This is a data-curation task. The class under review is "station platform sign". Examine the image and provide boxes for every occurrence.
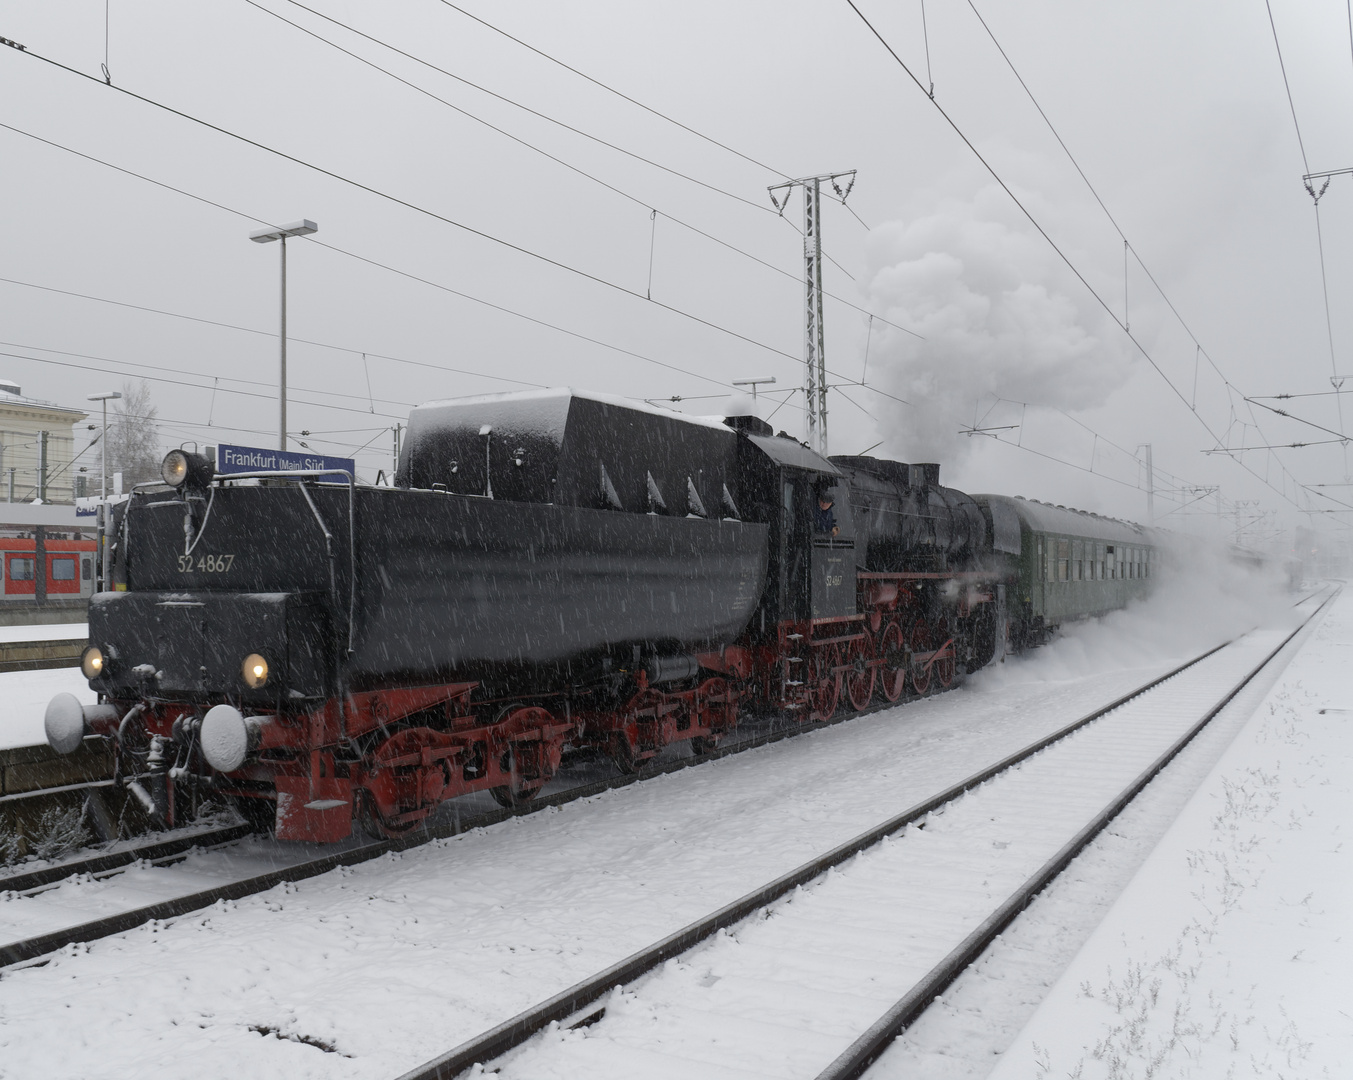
[215,443,356,478]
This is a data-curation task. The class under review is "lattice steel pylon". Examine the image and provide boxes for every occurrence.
[769,170,856,455]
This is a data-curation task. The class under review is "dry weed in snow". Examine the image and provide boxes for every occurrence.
[1047,688,1330,1080]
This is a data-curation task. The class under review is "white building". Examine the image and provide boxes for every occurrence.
[0,380,90,505]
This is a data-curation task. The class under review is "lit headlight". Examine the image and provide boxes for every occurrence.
[242,653,269,689]
[81,645,105,680]
[161,449,190,487]
[161,449,214,491]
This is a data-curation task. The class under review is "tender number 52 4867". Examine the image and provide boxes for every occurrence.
[177,554,235,573]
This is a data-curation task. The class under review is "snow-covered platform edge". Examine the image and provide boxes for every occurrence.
[987,586,1353,1080]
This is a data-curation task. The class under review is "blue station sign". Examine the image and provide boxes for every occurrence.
[215,443,356,478]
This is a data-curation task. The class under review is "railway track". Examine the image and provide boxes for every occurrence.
[0,668,967,923]
[391,592,1333,1080]
[0,679,1006,967]
[0,590,1329,972]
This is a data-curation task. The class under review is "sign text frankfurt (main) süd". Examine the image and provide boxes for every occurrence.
[215,443,356,477]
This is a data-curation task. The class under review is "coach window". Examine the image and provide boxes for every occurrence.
[1106,545,1116,579]
[52,558,76,581]
[1045,543,1054,583]
[1072,540,1083,580]
[1057,538,1069,582]
[82,559,91,581]
[8,557,34,581]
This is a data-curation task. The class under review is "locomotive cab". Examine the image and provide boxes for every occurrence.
[728,424,853,634]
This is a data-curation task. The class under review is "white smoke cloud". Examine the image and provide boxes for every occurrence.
[861,184,1135,464]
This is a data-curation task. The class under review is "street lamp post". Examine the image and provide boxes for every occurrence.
[86,390,121,594]
[249,219,318,451]
[86,391,122,500]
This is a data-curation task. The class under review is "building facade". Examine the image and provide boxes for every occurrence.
[0,379,90,505]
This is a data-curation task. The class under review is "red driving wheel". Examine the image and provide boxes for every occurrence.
[932,617,956,689]
[810,643,842,720]
[845,634,876,712]
[908,620,933,696]
[878,620,906,702]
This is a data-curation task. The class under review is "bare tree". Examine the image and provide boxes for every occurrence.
[106,380,161,489]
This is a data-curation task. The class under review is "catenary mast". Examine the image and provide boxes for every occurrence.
[769,171,856,456]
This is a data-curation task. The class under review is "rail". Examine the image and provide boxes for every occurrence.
[815,589,1336,1080]
[2,587,1327,937]
[392,619,1303,1080]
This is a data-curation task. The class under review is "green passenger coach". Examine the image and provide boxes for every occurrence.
[974,495,1158,648]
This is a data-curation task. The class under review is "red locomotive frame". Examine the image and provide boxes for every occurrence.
[101,568,991,843]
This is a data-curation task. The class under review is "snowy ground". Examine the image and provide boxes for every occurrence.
[0,561,1310,1079]
[0,622,92,751]
[0,623,86,645]
[0,668,96,751]
[486,624,1310,1079]
[976,584,1352,1080]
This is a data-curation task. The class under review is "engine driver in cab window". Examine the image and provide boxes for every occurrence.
[815,491,839,537]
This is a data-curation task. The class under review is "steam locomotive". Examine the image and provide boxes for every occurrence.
[45,389,1157,841]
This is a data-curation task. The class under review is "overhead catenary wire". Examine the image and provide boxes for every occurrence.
[966,0,1331,506]
[845,0,1332,517]
[1246,397,1353,443]
[434,0,794,180]
[0,124,917,419]
[982,393,1202,494]
[1265,0,1346,467]
[244,0,898,325]
[4,48,906,408]
[0,273,541,390]
[259,0,769,214]
[0,120,790,406]
[0,342,416,419]
[7,46,811,371]
[964,0,1339,510]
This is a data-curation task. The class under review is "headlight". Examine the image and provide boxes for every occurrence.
[81,645,105,679]
[161,449,190,487]
[242,653,269,689]
[161,449,214,490]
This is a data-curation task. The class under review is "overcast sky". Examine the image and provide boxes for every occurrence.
[2,0,1351,548]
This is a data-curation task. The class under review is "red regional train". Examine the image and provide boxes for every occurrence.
[0,537,98,602]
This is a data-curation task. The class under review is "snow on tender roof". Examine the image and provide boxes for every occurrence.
[410,387,733,432]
